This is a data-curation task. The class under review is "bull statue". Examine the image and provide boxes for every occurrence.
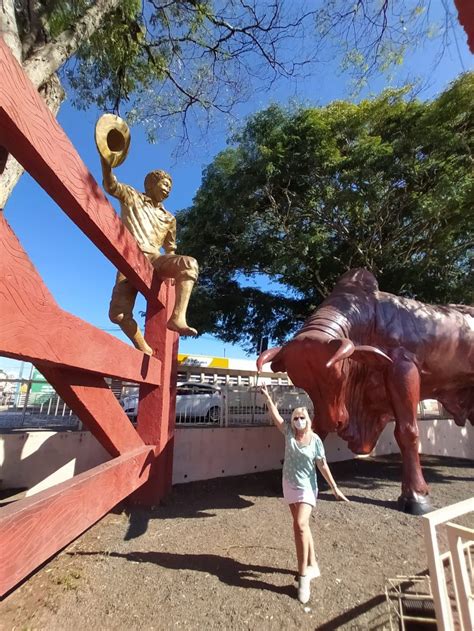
[257,269,473,515]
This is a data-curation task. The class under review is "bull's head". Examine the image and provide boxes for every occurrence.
[257,335,392,452]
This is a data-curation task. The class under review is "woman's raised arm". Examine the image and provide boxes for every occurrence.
[259,384,285,434]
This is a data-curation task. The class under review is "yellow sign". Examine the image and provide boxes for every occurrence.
[177,354,229,369]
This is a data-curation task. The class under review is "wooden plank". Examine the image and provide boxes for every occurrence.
[0,38,160,302]
[446,523,474,631]
[0,213,161,385]
[422,500,474,630]
[0,445,154,597]
[130,278,179,505]
[36,365,145,456]
[455,0,474,52]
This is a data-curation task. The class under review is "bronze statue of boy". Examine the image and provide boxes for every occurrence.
[96,115,198,356]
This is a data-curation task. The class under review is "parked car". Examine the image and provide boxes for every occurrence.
[120,382,223,424]
[120,393,139,419]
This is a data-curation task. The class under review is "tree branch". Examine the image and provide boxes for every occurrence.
[0,0,22,61]
[23,0,122,87]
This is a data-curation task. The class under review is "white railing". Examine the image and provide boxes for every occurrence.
[0,378,77,428]
[423,497,474,631]
[120,383,312,427]
[0,374,449,431]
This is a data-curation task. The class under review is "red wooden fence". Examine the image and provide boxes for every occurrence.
[0,37,178,596]
[455,0,474,53]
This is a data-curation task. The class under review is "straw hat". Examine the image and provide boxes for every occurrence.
[95,114,131,167]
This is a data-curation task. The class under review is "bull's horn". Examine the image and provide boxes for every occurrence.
[256,347,282,372]
[326,338,354,368]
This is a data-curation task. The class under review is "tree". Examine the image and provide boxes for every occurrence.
[0,0,316,207]
[177,72,474,351]
[0,1,462,208]
[312,0,467,92]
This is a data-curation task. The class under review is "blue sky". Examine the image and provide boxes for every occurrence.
[1,7,472,375]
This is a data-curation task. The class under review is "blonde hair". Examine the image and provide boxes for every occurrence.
[290,407,312,434]
[144,169,172,195]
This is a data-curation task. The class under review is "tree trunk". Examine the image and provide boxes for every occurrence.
[0,74,65,209]
[0,0,21,61]
[0,0,122,209]
[23,0,122,86]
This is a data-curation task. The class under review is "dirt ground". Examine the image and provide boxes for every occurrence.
[1,454,473,631]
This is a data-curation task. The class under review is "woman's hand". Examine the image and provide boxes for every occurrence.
[259,383,271,399]
[332,486,350,502]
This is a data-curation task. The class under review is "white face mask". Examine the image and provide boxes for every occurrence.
[293,418,307,431]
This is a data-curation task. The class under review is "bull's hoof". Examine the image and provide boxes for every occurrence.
[397,493,433,515]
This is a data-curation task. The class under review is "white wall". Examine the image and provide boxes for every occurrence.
[417,418,474,459]
[173,426,282,483]
[1,419,472,495]
[371,418,474,460]
[0,431,111,495]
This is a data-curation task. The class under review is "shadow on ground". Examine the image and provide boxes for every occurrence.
[120,454,473,539]
[71,550,296,596]
[1,454,471,631]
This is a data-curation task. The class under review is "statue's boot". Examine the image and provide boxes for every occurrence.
[117,316,153,356]
[167,279,198,337]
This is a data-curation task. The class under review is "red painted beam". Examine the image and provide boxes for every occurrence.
[0,445,154,597]
[455,0,474,52]
[0,38,160,304]
[0,213,161,385]
[130,280,179,505]
[36,365,145,456]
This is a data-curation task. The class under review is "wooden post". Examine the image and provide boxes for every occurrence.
[131,278,179,505]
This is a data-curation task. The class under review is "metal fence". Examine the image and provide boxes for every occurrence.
[0,375,448,431]
[0,376,310,430]
[0,378,79,430]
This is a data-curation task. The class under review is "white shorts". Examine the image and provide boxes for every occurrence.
[282,478,318,507]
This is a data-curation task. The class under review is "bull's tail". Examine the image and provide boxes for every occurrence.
[256,346,282,372]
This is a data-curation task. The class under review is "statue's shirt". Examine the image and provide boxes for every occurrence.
[108,180,176,256]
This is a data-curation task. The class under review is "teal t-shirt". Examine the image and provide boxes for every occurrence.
[283,423,325,490]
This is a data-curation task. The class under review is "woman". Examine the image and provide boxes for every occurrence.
[259,383,349,604]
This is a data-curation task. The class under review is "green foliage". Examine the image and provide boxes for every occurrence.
[67,1,150,111]
[15,1,461,146]
[58,1,317,140]
[314,0,452,94]
[25,1,458,143]
[178,73,474,350]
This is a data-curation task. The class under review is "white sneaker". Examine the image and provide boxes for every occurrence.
[294,563,320,583]
[297,575,311,604]
[307,563,321,580]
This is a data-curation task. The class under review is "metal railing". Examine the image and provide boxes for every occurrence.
[115,382,312,428]
[0,378,78,429]
[0,376,449,431]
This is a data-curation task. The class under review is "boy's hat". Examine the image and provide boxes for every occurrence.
[95,114,130,168]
